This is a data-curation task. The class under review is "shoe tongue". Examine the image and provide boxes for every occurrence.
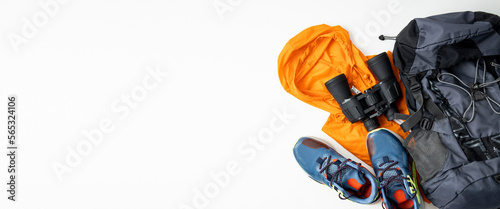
[339,168,366,192]
[387,184,413,208]
[320,158,366,193]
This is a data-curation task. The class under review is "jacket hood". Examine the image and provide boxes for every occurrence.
[278,24,378,116]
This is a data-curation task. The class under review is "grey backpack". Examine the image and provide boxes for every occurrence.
[392,11,500,209]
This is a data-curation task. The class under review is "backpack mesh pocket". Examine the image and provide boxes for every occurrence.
[403,129,448,182]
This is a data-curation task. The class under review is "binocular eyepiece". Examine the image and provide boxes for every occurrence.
[325,52,402,132]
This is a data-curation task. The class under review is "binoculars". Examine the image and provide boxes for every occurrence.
[325,52,402,131]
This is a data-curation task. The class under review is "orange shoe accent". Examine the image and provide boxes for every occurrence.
[395,189,414,209]
[363,184,372,198]
[348,178,363,190]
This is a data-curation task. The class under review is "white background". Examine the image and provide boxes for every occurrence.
[0,0,499,209]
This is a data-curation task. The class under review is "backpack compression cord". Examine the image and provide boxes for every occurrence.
[436,58,500,123]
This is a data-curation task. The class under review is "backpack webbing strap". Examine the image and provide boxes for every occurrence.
[396,76,445,132]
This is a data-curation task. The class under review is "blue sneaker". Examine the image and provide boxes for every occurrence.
[293,137,379,204]
[367,129,422,209]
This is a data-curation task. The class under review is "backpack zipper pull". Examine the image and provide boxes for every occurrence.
[379,35,396,41]
[491,61,500,68]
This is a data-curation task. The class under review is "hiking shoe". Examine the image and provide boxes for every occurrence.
[293,137,379,204]
[367,128,423,209]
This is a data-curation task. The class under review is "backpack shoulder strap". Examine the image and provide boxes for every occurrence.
[394,76,445,132]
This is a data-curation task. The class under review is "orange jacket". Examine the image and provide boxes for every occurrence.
[278,24,409,166]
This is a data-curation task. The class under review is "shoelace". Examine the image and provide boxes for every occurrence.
[318,156,357,199]
[378,160,416,209]
[437,58,500,122]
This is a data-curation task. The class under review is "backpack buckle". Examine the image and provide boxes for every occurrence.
[420,118,433,130]
[410,82,421,92]
[408,76,421,92]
